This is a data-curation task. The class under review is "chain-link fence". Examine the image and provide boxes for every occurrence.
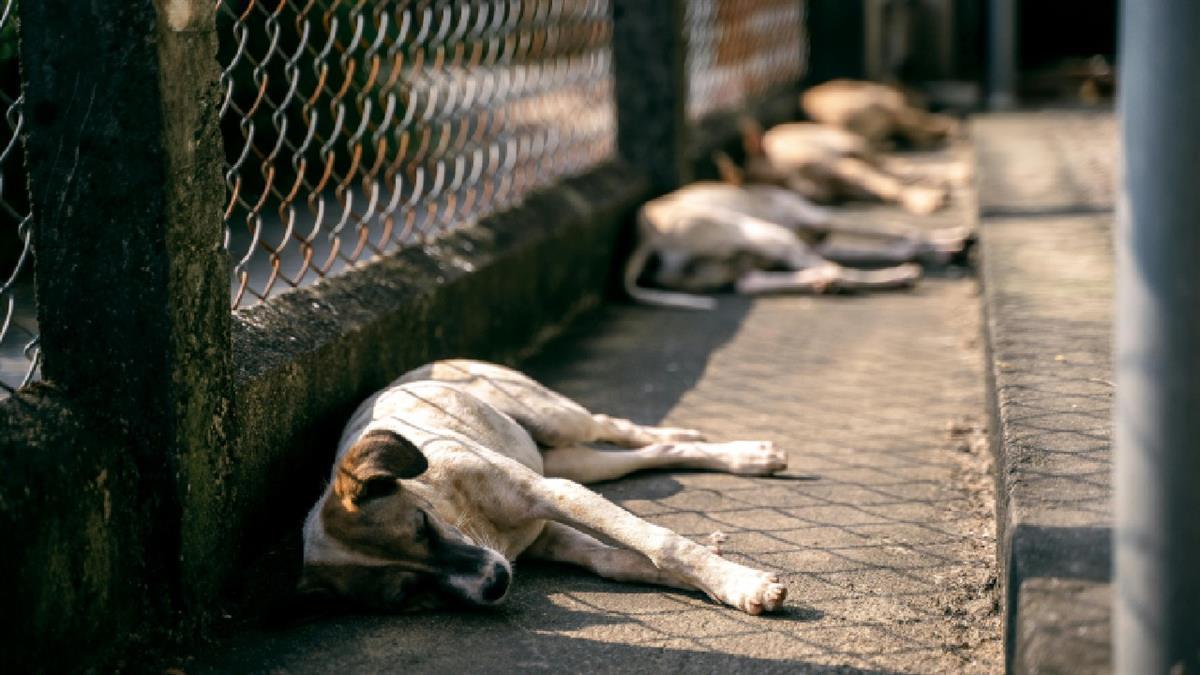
[217,0,618,309]
[0,0,38,395]
[684,0,807,121]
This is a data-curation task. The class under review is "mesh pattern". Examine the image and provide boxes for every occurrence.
[0,0,39,395]
[217,0,618,309]
[685,0,806,121]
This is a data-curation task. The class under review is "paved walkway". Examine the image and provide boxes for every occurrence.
[182,149,1001,673]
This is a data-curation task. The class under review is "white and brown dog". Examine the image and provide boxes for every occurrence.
[301,359,789,615]
[624,181,970,310]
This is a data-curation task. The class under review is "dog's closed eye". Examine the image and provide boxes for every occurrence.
[412,511,431,543]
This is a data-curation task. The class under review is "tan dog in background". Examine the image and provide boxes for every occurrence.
[719,119,950,216]
[801,79,961,150]
[301,359,789,615]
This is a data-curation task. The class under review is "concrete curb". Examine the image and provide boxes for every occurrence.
[974,113,1116,674]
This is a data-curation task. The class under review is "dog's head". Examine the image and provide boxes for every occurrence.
[299,429,512,611]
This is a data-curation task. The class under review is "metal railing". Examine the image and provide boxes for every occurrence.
[684,0,806,121]
[217,0,618,309]
[0,0,38,395]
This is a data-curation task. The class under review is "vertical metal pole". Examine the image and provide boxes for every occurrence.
[1115,1,1200,673]
[864,0,885,81]
[987,0,1016,108]
[804,0,867,84]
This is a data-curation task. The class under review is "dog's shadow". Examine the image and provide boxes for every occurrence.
[191,585,873,675]
[213,544,838,675]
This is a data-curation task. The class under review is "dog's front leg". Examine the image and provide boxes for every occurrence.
[524,478,787,615]
[524,522,695,591]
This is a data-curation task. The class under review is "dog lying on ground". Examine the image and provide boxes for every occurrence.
[624,181,971,310]
[721,118,952,216]
[800,79,961,151]
[300,359,789,615]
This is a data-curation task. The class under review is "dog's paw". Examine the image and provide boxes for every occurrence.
[706,531,728,556]
[711,440,787,475]
[901,186,947,215]
[722,569,788,615]
[943,161,973,187]
[896,263,923,287]
[928,226,971,253]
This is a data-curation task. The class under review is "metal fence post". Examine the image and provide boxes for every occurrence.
[804,0,867,84]
[1115,1,1200,672]
[18,0,233,615]
[987,0,1016,108]
[611,0,691,193]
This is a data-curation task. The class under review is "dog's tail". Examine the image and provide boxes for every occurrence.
[623,212,717,311]
[713,151,745,185]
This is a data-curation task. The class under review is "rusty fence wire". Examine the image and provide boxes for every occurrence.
[0,0,39,395]
[685,0,807,122]
[217,0,618,310]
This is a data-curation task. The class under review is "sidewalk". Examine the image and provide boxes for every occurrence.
[180,150,1001,674]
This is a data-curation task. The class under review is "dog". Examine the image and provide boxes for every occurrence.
[624,181,971,310]
[800,79,961,151]
[300,359,790,615]
[720,118,952,216]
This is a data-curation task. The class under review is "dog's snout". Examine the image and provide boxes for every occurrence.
[481,562,511,603]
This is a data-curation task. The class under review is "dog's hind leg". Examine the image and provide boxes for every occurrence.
[526,478,787,614]
[735,263,921,295]
[814,226,971,266]
[586,414,706,446]
[542,440,786,484]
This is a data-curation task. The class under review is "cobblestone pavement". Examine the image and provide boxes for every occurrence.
[182,150,1001,674]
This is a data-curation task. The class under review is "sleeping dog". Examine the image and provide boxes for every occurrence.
[301,359,789,615]
[624,181,970,310]
[721,119,952,216]
[800,79,961,151]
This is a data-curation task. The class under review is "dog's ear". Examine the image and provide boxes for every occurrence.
[739,117,765,158]
[335,429,428,505]
[712,151,744,185]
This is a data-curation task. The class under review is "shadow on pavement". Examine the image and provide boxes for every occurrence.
[523,295,755,424]
[183,567,901,675]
